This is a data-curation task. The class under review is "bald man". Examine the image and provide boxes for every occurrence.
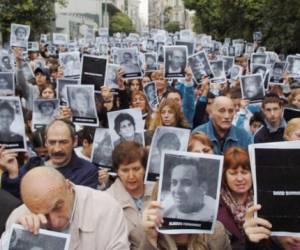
[1,167,129,250]
[193,96,252,154]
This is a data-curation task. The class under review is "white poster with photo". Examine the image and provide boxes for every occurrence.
[240,73,265,102]
[0,72,15,96]
[0,50,14,72]
[57,78,79,105]
[107,108,145,148]
[66,85,99,126]
[157,150,223,234]
[10,23,30,49]
[145,126,190,182]
[104,63,119,89]
[5,224,70,250]
[143,81,159,110]
[53,33,68,46]
[59,52,81,77]
[164,46,187,79]
[117,48,142,79]
[0,97,26,151]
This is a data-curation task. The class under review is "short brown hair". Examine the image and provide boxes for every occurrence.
[112,141,147,171]
[188,132,213,152]
[262,94,283,109]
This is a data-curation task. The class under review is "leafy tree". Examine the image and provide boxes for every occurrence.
[110,12,135,35]
[0,0,67,42]
[164,21,181,33]
[183,0,300,53]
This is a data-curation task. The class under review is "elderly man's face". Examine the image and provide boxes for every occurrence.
[0,109,13,131]
[26,180,74,231]
[211,97,235,132]
[170,165,206,213]
[46,122,75,166]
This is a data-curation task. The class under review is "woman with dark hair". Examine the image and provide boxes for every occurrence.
[149,99,189,131]
[218,147,253,250]
[39,84,56,99]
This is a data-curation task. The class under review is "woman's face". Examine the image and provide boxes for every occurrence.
[119,119,135,139]
[130,80,141,92]
[131,94,146,111]
[42,87,55,99]
[292,94,300,109]
[189,140,213,154]
[226,166,252,195]
[286,125,300,141]
[161,106,176,126]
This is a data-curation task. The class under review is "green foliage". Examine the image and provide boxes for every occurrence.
[183,0,300,53]
[164,21,181,33]
[0,0,68,42]
[110,12,135,35]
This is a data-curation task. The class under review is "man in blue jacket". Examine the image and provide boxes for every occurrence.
[193,96,252,155]
[0,119,98,198]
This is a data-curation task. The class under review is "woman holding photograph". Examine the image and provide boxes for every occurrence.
[39,84,56,99]
[217,147,253,250]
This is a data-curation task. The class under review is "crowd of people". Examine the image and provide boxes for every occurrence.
[0,25,300,250]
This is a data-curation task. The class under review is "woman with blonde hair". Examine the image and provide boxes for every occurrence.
[288,88,300,109]
[284,118,300,141]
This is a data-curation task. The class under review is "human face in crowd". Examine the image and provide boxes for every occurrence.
[119,119,135,139]
[226,166,252,197]
[117,160,145,197]
[154,76,167,93]
[35,72,47,86]
[40,102,55,116]
[131,94,146,111]
[170,49,185,70]
[189,140,213,154]
[161,105,176,126]
[0,109,13,132]
[292,94,300,109]
[130,80,141,92]
[142,76,151,86]
[263,102,283,127]
[232,98,241,113]
[167,92,182,108]
[41,87,55,99]
[0,77,9,89]
[286,124,300,141]
[45,121,76,166]
[170,165,206,213]
[25,180,75,231]
[211,96,235,133]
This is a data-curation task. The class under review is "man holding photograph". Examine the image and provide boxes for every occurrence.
[2,167,129,249]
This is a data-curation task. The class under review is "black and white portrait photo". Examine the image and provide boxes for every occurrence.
[53,33,68,46]
[91,128,113,168]
[57,78,79,105]
[188,51,213,81]
[99,27,109,37]
[59,52,81,77]
[107,108,145,148]
[40,34,48,44]
[145,53,157,72]
[175,41,195,56]
[251,64,268,79]
[146,39,156,51]
[145,126,190,182]
[32,99,59,130]
[286,56,300,77]
[253,31,262,42]
[210,60,226,79]
[240,73,265,101]
[180,29,193,42]
[66,85,99,126]
[164,46,187,78]
[0,72,14,96]
[10,23,30,48]
[117,48,142,78]
[6,224,70,250]
[228,46,235,57]
[0,97,26,151]
[157,150,223,234]
[222,56,234,76]
[80,54,107,90]
[249,142,300,236]
[251,53,267,65]
[229,65,243,81]
[270,62,286,83]
[98,43,108,56]
[143,81,158,109]
[157,42,165,63]
[0,50,14,72]
[104,63,119,89]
